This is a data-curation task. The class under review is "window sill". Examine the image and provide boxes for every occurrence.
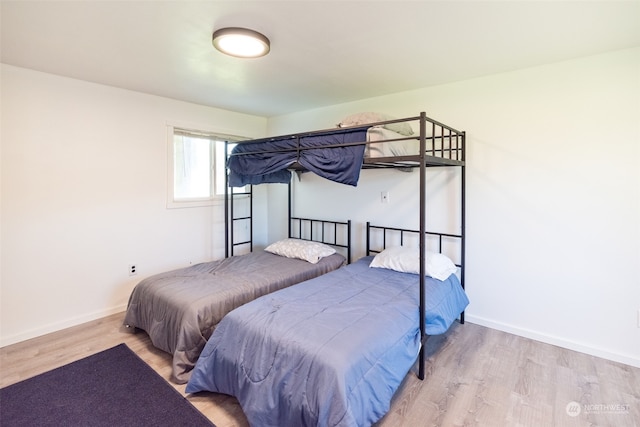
[166,194,249,209]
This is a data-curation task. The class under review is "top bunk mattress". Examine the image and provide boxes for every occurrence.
[227,113,464,188]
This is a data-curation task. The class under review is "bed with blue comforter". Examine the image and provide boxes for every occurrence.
[186,256,469,426]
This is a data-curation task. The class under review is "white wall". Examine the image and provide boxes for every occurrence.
[0,64,267,346]
[2,47,639,368]
[267,47,640,367]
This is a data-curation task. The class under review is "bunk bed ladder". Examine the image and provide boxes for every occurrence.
[225,142,253,257]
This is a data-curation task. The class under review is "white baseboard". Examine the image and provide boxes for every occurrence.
[0,305,127,348]
[3,308,639,370]
[465,314,640,369]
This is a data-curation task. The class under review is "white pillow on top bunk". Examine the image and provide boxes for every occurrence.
[337,112,414,136]
[265,238,336,264]
[369,246,457,281]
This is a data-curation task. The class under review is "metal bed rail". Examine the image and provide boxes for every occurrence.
[290,217,352,264]
[227,113,465,170]
[365,223,463,267]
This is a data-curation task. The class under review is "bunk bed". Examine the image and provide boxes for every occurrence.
[125,190,351,384]
[185,112,468,425]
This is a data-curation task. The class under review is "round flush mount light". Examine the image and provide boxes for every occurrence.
[212,27,270,58]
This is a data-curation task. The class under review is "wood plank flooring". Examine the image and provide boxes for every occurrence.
[1,313,638,427]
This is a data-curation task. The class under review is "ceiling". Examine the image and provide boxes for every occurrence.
[2,1,639,117]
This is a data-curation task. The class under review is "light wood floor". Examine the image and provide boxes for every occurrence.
[1,313,638,427]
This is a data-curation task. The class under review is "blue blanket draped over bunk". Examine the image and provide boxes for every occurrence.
[227,127,369,187]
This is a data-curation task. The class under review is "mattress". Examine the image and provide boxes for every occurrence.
[186,256,469,426]
[123,250,346,383]
[365,126,419,158]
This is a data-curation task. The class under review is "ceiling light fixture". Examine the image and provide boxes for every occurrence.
[212,27,270,58]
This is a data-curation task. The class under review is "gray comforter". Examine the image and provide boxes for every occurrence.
[123,251,346,383]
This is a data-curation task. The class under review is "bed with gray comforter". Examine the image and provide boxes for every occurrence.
[123,250,346,383]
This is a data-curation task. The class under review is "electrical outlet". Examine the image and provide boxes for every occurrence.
[129,264,137,276]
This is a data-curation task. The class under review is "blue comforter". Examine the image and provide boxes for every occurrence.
[227,127,369,187]
[186,256,469,426]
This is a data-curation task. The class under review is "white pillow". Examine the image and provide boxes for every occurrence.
[337,112,414,136]
[369,246,457,281]
[264,238,336,264]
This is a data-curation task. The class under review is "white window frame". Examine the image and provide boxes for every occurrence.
[167,124,245,209]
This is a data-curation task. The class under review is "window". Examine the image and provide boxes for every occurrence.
[168,126,245,208]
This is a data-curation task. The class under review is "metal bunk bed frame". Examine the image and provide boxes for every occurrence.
[224,111,465,381]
